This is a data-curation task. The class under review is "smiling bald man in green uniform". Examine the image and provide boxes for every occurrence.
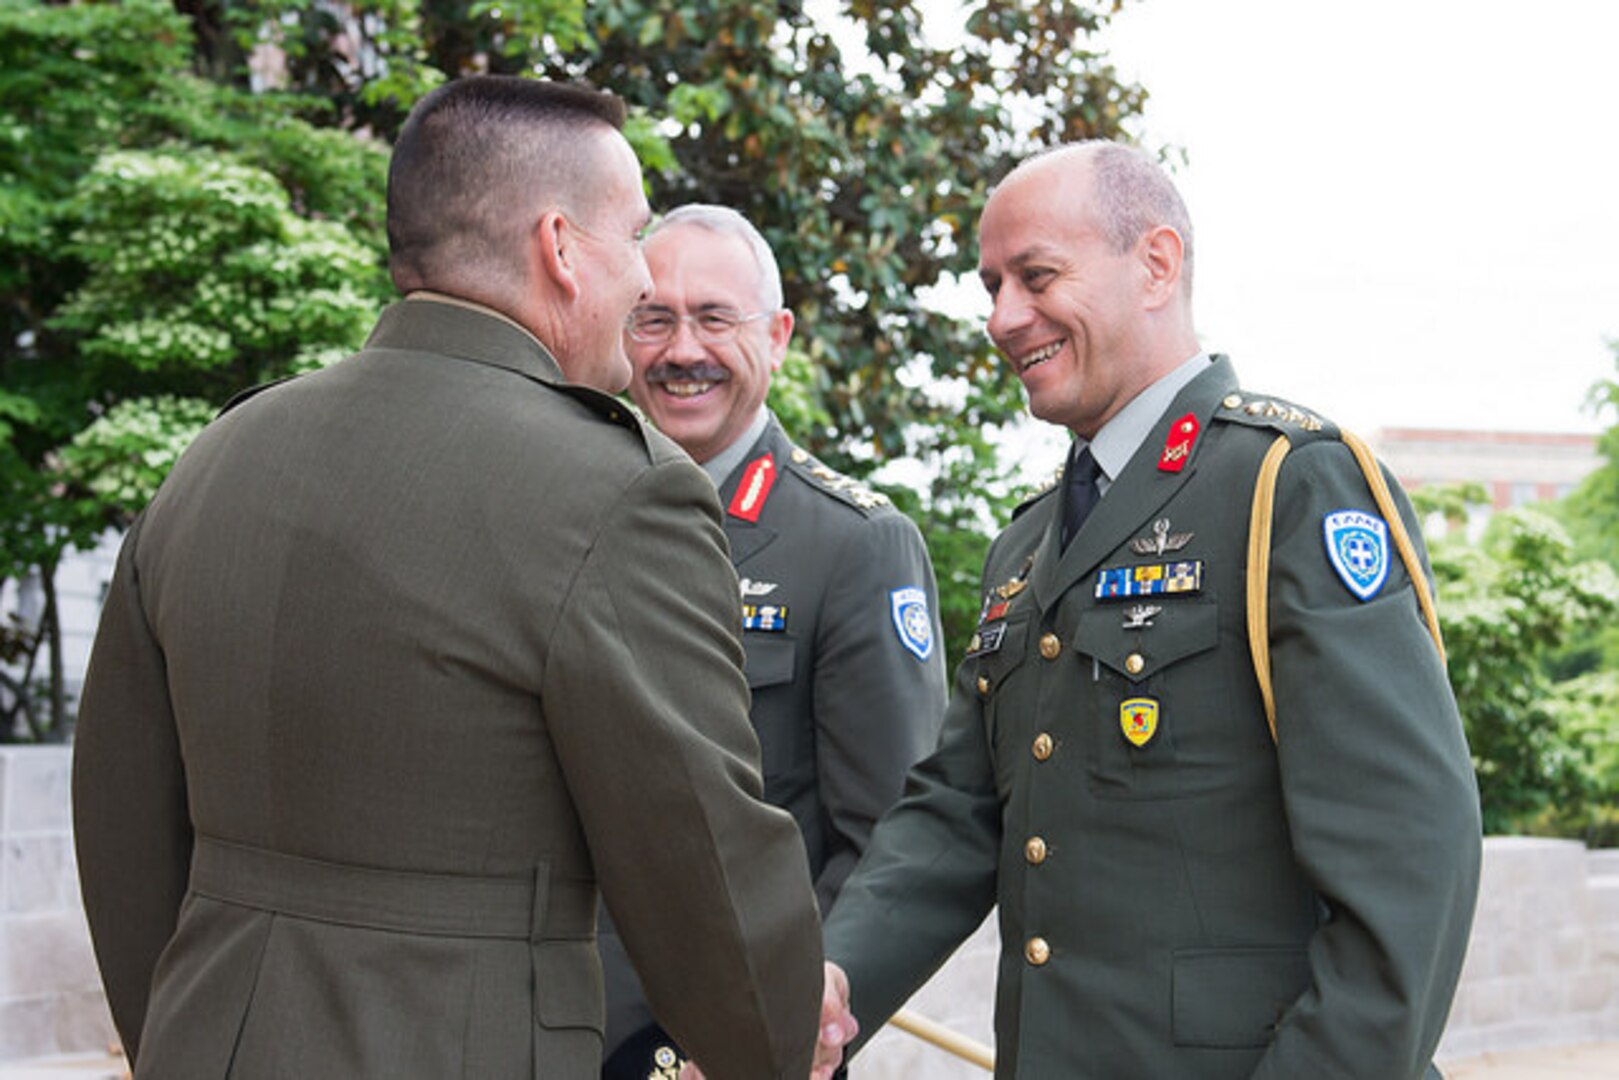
[817,141,1482,1078]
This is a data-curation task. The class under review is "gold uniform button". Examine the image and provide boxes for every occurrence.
[1125,652,1146,676]
[1039,633,1062,660]
[1032,732,1054,761]
[976,674,991,695]
[1222,393,1243,409]
[1025,936,1051,966]
[1025,836,1048,865]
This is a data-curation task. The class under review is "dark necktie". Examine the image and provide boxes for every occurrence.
[1061,447,1102,550]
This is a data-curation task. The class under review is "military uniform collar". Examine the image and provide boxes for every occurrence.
[369,294,566,385]
[1083,351,1213,491]
[1029,355,1238,611]
[703,408,773,488]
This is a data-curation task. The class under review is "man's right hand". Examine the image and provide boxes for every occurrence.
[681,962,858,1080]
[812,961,858,1080]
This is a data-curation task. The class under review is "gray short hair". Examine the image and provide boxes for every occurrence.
[647,204,785,311]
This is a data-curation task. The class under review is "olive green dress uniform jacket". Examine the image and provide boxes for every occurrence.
[600,413,947,1060]
[719,414,948,910]
[72,299,824,1080]
[823,357,1481,1078]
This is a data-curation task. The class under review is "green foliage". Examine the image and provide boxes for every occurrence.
[57,397,218,517]
[1526,338,1619,841]
[0,0,390,739]
[1426,500,1619,834]
[181,0,1147,659]
[544,0,1144,657]
[1549,340,1619,661]
[1536,671,1619,846]
[51,150,382,392]
[5,0,1149,733]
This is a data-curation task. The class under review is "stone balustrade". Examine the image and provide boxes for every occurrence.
[0,748,115,1062]
[4,746,1618,1072]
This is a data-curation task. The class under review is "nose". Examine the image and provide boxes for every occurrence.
[664,316,709,361]
[986,283,1032,353]
[631,248,653,304]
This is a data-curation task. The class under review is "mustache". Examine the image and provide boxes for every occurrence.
[644,362,731,384]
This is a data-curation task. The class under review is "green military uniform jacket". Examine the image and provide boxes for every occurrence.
[72,299,823,1079]
[823,356,1481,1078]
[719,413,947,909]
[601,412,947,1068]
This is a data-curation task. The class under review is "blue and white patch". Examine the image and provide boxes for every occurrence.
[1323,509,1389,601]
[890,587,935,661]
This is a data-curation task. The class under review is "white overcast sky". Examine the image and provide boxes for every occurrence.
[922,0,1619,437]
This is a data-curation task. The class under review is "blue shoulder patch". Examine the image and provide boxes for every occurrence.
[1323,509,1389,601]
[890,587,934,661]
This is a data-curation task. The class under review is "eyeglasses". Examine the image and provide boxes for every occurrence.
[625,307,774,345]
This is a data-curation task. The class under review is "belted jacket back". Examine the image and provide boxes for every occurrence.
[72,299,823,1079]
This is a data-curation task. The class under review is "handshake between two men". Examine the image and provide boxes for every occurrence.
[678,963,859,1080]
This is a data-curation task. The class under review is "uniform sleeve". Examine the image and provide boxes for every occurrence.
[821,562,1001,1052]
[540,457,822,1080]
[1253,441,1482,1079]
[808,511,948,910]
[71,514,194,1066]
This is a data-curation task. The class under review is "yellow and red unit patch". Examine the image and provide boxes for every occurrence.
[1119,697,1160,748]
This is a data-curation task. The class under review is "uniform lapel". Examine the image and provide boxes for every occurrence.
[726,518,779,566]
[1030,359,1239,612]
[718,421,786,567]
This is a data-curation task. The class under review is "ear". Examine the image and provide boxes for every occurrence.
[534,210,580,302]
[1139,225,1184,310]
[766,308,795,370]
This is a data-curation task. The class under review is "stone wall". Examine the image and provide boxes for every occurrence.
[0,747,116,1062]
[5,756,1618,1071]
[1436,837,1619,1061]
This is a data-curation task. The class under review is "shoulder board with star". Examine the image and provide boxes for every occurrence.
[785,446,892,514]
[1214,391,1339,448]
[1011,464,1064,520]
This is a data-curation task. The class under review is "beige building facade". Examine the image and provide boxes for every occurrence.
[1371,427,1602,539]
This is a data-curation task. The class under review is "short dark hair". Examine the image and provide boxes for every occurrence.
[387,76,627,293]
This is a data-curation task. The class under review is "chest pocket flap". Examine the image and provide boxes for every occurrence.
[743,636,795,690]
[1071,599,1219,680]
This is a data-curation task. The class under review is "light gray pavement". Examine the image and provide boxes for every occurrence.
[1441,1042,1619,1078]
[5,1044,1619,1078]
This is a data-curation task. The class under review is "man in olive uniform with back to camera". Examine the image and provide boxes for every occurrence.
[72,76,839,1080]
[815,141,1483,1078]
[600,203,948,1078]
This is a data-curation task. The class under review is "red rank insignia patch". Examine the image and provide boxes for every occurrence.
[727,453,777,522]
[1158,412,1200,472]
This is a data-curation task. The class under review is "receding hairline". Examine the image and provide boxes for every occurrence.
[646,204,785,311]
[988,140,1195,292]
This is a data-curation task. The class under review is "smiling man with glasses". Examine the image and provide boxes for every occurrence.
[601,204,949,1079]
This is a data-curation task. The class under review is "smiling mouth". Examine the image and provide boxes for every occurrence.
[1014,341,1063,374]
[661,380,719,398]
